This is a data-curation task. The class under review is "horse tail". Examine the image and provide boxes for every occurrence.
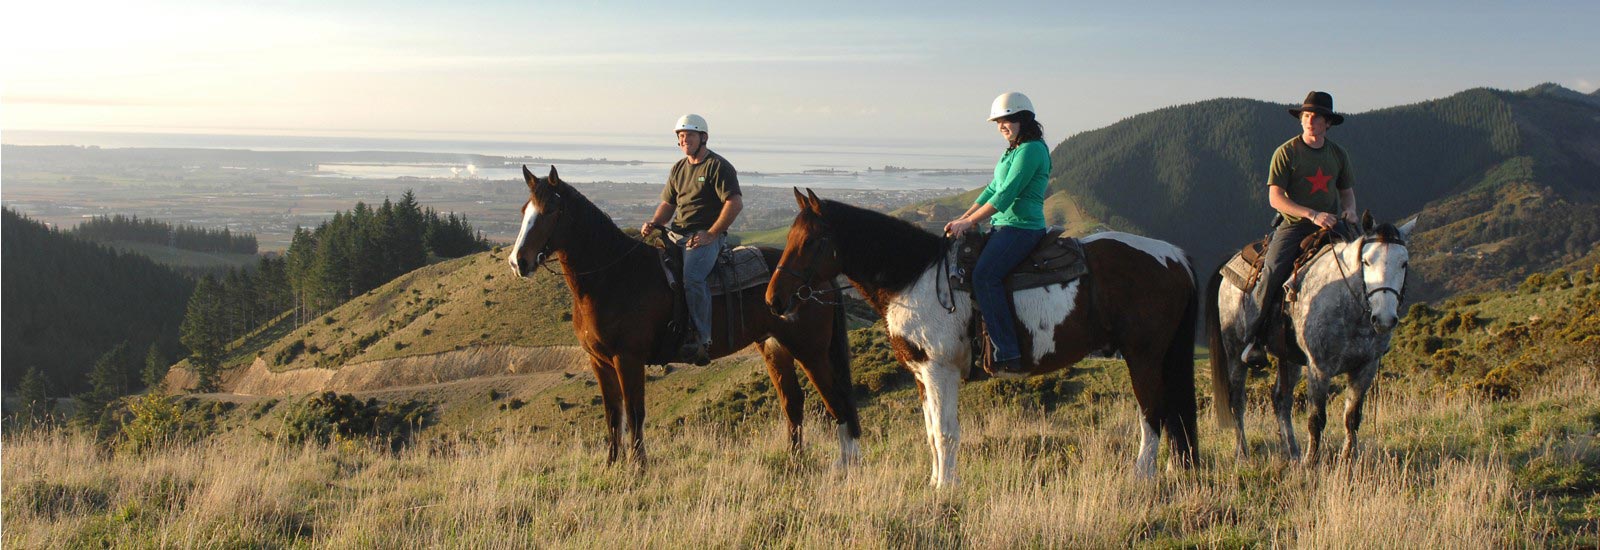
[828,280,861,438]
[1163,260,1201,466]
[1205,263,1238,432]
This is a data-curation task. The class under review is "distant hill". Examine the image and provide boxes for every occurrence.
[1,209,193,393]
[896,84,1600,302]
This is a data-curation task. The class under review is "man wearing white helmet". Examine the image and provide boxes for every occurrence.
[944,92,1052,376]
[641,114,743,365]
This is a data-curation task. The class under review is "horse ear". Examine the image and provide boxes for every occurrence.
[1360,210,1374,232]
[1397,216,1418,240]
[793,187,807,210]
[546,165,562,188]
[805,188,823,213]
[522,165,537,190]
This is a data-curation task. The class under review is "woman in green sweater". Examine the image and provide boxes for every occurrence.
[944,92,1052,375]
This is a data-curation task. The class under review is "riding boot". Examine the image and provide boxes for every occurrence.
[678,331,710,366]
[1240,306,1272,367]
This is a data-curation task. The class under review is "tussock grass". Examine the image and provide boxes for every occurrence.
[8,370,1594,547]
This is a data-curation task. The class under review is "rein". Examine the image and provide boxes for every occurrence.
[529,190,651,278]
[1327,234,1408,315]
[935,235,956,313]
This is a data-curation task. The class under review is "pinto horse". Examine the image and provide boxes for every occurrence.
[768,189,1198,487]
[1208,214,1415,464]
[509,167,861,468]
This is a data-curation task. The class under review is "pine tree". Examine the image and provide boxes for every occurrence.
[17,366,54,421]
[142,342,169,393]
[180,276,226,392]
[76,342,131,427]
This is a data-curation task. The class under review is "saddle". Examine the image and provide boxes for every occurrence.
[950,227,1092,378]
[641,229,771,365]
[1219,226,1347,300]
[1219,223,1355,366]
[951,227,1090,293]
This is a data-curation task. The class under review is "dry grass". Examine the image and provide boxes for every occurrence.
[8,369,1594,548]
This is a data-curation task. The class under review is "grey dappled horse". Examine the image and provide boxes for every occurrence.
[1207,213,1415,463]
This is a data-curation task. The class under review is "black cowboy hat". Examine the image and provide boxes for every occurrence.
[1288,91,1344,125]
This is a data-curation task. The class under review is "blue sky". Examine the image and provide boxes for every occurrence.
[3,0,1595,145]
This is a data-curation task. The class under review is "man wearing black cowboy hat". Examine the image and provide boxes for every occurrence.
[1241,91,1359,366]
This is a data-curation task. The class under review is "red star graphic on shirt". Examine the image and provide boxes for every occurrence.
[1306,168,1332,194]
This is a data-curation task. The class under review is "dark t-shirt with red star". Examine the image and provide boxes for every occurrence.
[1267,135,1353,223]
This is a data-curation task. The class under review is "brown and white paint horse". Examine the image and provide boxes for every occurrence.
[768,189,1198,488]
[509,167,861,469]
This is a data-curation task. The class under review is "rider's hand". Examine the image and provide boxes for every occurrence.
[944,218,974,236]
[1310,211,1337,229]
[1341,209,1358,224]
[639,222,655,237]
[687,229,711,249]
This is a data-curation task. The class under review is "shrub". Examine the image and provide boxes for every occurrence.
[274,392,432,450]
[116,394,215,454]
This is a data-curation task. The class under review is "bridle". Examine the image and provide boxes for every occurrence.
[773,234,845,307]
[1329,233,1409,316]
[522,189,648,277]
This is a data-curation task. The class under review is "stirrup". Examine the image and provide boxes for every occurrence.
[1240,341,1268,366]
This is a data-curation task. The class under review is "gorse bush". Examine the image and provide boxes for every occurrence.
[272,392,431,450]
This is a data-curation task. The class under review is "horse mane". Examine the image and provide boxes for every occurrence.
[817,199,944,292]
[552,181,639,252]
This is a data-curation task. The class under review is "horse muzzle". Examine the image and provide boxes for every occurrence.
[1370,312,1398,333]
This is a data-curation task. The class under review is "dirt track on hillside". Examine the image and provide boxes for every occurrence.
[166,345,590,397]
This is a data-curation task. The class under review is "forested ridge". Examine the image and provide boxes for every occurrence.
[73,214,258,254]
[1,208,192,394]
[1043,84,1600,299]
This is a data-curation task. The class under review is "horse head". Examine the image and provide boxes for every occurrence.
[509,165,568,278]
[767,188,842,319]
[1353,211,1417,333]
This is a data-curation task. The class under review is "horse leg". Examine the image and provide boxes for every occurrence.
[615,355,648,470]
[1272,360,1303,461]
[591,356,624,464]
[786,338,864,468]
[757,339,806,453]
[918,362,962,488]
[1341,360,1380,462]
[1304,372,1331,466]
[1228,356,1249,460]
[1124,354,1166,478]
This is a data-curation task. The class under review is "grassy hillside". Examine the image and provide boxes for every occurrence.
[256,247,576,374]
[6,265,1595,546]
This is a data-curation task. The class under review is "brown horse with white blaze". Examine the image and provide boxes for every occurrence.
[509,167,860,469]
[768,189,1198,488]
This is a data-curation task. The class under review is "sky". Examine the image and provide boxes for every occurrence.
[2,0,1597,146]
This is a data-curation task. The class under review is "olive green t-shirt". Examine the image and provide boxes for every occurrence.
[1267,136,1353,224]
[660,151,741,233]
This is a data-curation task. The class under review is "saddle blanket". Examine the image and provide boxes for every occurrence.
[706,246,770,296]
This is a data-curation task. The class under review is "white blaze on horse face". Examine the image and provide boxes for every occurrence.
[1014,280,1080,363]
[1083,232,1192,278]
[509,199,541,275]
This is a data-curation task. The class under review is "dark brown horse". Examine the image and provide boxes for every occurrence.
[509,167,860,468]
[768,189,1197,487]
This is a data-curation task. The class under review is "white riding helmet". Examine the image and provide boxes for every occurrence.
[988,92,1034,121]
[673,114,709,134]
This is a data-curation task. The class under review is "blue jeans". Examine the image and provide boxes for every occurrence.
[974,226,1045,362]
[670,231,726,345]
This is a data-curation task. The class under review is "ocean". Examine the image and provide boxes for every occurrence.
[3,129,1002,191]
